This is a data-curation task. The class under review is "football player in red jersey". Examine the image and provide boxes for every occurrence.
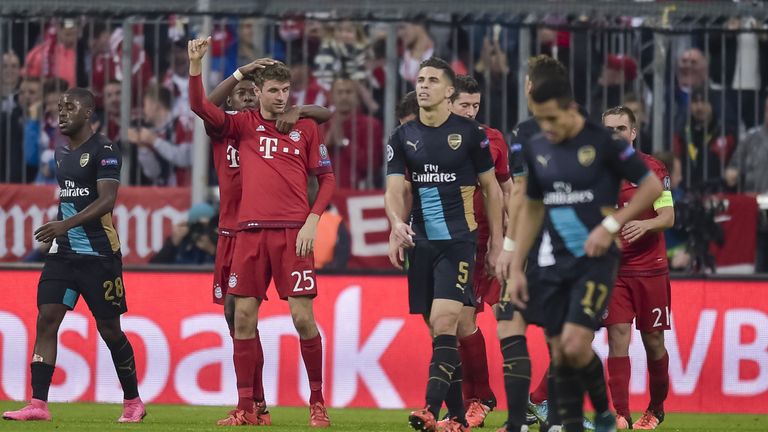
[445,75,511,428]
[189,37,335,428]
[602,106,674,430]
[200,56,332,425]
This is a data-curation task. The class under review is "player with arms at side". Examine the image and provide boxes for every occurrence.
[496,55,596,432]
[506,78,662,432]
[602,106,673,430]
[194,49,332,424]
[3,88,145,423]
[386,57,503,432]
[189,38,336,427]
[446,75,509,428]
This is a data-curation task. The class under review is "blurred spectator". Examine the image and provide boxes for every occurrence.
[21,78,68,182]
[5,77,43,181]
[102,80,122,142]
[237,18,263,66]
[725,95,768,194]
[323,76,384,189]
[313,21,368,89]
[673,87,735,190]
[129,84,193,186]
[590,54,637,120]
[474,36,517,131]
[162,40,195,133]
[24,19,79,88]
[288,51,328,108]
[622,93,653,154]
[85,24,153,110]
[397,22,434,84]
[396,91,419,124]
[674,47,736,138]
[313,206,351,270]
[36,149,57,185]
[1,51,21,112]
[150,203,217,264]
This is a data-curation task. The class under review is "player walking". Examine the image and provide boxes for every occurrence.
[506,78,662,432]
[189,37,335,427]
[386,57,503,432]
[602,106,673,430]
[3,88,145,423]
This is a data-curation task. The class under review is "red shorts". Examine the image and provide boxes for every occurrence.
[472,245,501,312]
[212,231,237,305]
[228,228,318,300]
[603,273,672,332]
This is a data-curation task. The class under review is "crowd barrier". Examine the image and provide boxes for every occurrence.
[0,270,766,413]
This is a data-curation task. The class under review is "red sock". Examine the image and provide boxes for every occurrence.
[300,334,324,405]
[458,327,494,402]
[607,356,631,418]
[253,330,265,403]
[530,367,549,404]
[647,351,669,413]
[233,338,257,412]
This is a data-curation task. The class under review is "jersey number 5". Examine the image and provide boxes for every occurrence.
[457,261,469,284]
[292,270,315,292]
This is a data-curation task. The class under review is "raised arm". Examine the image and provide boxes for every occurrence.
[188,37,228,130]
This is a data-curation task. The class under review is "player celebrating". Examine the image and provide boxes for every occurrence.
[3,88,145,423]
[602,106,673,430]
[189,38,336,427]
[447,75,511,428]
[506,78,662,432]
[386,57,503,432]
[199,53,332,424]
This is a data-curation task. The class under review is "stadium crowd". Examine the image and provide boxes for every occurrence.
[2,14,768,270]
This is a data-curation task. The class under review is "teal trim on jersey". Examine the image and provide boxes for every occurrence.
[419,187,451,240]
[63,288,79,309]
[548,207,588,258]
[60,203,98,256]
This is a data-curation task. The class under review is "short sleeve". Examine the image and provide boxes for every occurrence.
[386,129,406,176]
[508,124,530,178]
[523,144,543,200]
[604,136,649,185]
[469,126,495,175]
[305,121,333,175]
[96,138,121,182]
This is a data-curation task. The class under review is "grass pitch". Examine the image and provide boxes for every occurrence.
[1,401,766,431]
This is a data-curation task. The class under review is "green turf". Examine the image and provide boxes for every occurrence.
[1,401,767,431]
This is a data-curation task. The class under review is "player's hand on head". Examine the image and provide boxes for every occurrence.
[240,57,277,75]
[34,221,68,244]
[621,220,649,243]
[391,221,415,249]
[585,225,614,257]
[506,269,529,309]
[187,37,211,61]
[276,106,301,134]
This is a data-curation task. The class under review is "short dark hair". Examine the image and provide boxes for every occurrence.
[530,77,573,108]
[418,57,455,85]
[144,83,173,111]
[527,55,568,91]
[42,78,69,95]
[396,91,419,121]
[602,105,637,128]
[65,87,95,110]
[450,75,480,102]
[255,62,291,88]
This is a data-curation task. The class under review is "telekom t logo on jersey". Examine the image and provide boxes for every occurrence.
[259,136,301,160]
[226,145,240,168]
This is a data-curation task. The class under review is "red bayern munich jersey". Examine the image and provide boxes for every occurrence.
[474,125,511,244]
[206,122,242,232]
[617,152,671,275]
